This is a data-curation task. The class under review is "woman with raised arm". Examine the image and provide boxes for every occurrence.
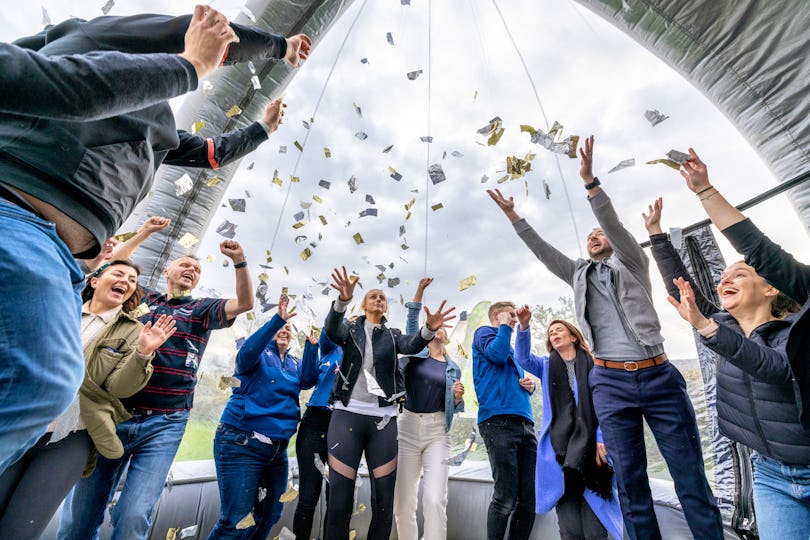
[208,294,319,540]
[394,278,465,540]
[512,306,622,540]
[643,197,809,539]
[324,267,456,540]
[0,260,174,539]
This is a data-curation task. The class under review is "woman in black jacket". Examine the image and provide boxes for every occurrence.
[323,267,455,540]
[643,198,809,540]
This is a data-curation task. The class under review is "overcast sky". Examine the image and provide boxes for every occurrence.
[4,0,808,359]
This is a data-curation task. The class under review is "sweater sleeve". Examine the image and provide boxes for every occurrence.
[590,190,649,276]
[513,219,578,285]
[164,123,269,169]
[474,325,514,366]
[298,341,320,390]
[0,44,196,121]
[514,327,546,379]
[702,322,793,384]
[649,233,720,318]
[236,314,286,375]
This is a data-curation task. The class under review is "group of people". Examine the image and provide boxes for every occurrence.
[0,4,809,540]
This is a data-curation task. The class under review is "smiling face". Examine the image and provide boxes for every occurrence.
[547,322,577,352]
[362,289,388,316]
[164,256,202,292]
[586,228,613,259]
[91,264,139,309]
[273,323,292,350]
[717,261,777,314]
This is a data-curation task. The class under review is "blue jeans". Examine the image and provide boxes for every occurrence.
[57,410,190,540]
[752,454,810,540]
[589,362,722,540]
[0,199,85,474]
[208,423,289,540]
[478,415,537,540]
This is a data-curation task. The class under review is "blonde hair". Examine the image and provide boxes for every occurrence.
[488,301,515,323]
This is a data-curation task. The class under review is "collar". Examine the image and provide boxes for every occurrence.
[169,289,193,299]
[82,301,122,324]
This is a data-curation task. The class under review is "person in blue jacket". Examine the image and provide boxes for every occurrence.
[292,327,344,540]
[394,278,465,540]
[208,294,319,539]
[513,307,623,540]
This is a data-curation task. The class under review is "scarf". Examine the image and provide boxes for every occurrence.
[548,348,613,499]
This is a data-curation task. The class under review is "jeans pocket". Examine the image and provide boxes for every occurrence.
[163,410,190,423]
[217,423,249,446]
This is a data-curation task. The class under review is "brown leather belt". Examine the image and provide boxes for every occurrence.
[593,354,667,372]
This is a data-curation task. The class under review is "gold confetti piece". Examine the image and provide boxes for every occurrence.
[235,512,255,530]
[130,303,150,318]
[457,343,468,359]
[218,375,241,390]
[353,502,367,515]
[405,211,412,221]
[291,176,300,183]
[496,174,510,184]
[272,176,282,187]
[458,275,477,291]
[206,255,216,263]
[506,156,532,179]
[300,248,312,261]
[431,203,443,211]
[401,243,409,250]
[178,233,199,249]
[113,231,137,243]
[520,124,537,136]
[166,527,177,540]
[294,141,303,152]
[388,166,402,181]
[319,215,327,226]
[191,120,204,134]
[292,222,305,229]
[279,484,299,503]
[265,250,272,263]
[548,120,564,139]
[567,135,580,158]
[324,147,331,158]
[246,312,255,321]
[473,90,478,102]
[353,233,364,245]
[349,531,357,540]
[206,176,223,187]
[404,198,415,211]
[488,128,505,146]
[281,287,289,296]
[312,195,323,204]
[646,158,681,170]
[258,272,269,282]
[225,105,242,118]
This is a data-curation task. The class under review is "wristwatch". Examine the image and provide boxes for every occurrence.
[584,177,601,190]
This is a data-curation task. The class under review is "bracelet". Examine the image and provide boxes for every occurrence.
[584,177,601,190]
[233,261,248,269]
[695,185,715,196]
[700,191,719,202]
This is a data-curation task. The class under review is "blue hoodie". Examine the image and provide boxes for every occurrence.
[305,330,343,409]
[220,314,319,440]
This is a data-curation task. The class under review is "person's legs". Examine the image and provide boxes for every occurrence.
[641,363,722,539]
[0,430,92,539]
[0,200,84,473]
[752,454,810,540]
[579,499,608,540]
[509,419,537,540]
[325,410,368,540]
[393,411,425,540]
[589,367,659,540]
[364,414,399,540]
[556,470,586,540]
[253,440,289,539]
[108,411,189,540]
[478,416,522,540]
[293,408,331,540]
[419,413,451,540]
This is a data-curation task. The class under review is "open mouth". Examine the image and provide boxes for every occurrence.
[720,287,738,298]
[111,285,127,296]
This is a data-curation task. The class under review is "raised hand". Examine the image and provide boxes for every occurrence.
[486,188,520,223]
[423,300,457,331]
[262,99,286,132]
[140,216,170,235]
[413,277,433,302]
[137,315,176,356]
[330,266,358,302]
[516,304,532,330]
[579,135,595,182]
[277,294,296,321]
[219,240,245,262]
[496,309,517,329]
[680,148,711,193]
[453,380,464,405]
[518,376,536,394]
[306,328,318,345]
[642,197,664,235]
[667,277,711,330]
[180,5,240,79]
[285,34,312,67]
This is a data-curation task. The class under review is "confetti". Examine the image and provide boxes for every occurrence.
[428,163,446,184]
[216,220,237,239]
[481,174,489,183]
[101,0,115,15]
[543,180,551,199]
[314,454,329,482]
[228,199,246,212]
[178,233,199,249]
[645,108,669,126]
[348,176,358,193]
[389,166,402,181]
[318,180,331,189]
[113,231,137,243]
[235,513,255,530]
[353,102,362,117]
[382,144,394,153]
[359,208,378,218]
[292,222,305,229]
[666,149,690,165]
[272,175,282,187]
[355,132,368,141]
[175,175,193,197]
[302,120,311,130]
[477,116,505,146]
[225,104,242,118]
[250,75,261,90]
[608,158,635,174]
[353,233,364,245]
[646,158,681,170]
[404,198,416,211]
[473,89,478,102]
[191,120,204,134]
[319,215,328,226]
[387,277,400,288]
[360,57,369,64]
[131,303,150,318]
[300,248,312,261]
[376,414,392,430]
[399,225,406,236]
[294,141,303,152]
[443,431,477,466]
[431,203,444,211]
[548,120,564,139]
[458,275,477,291]
[279,483,299,503]
[406,69,423,80]
[291,176,300,183]
[218,375,242,390]
[365,194,376,204]
[274,527,295,540]
[246,312,255,321]
[506,155,532,179]
[312,195,323,204]
[247,162,255,171]
[41,7,51,26]
[324,147,332,158]
[386,32,394,45]
[279,145,287,153]
[420,136,433,143]
[295,235,308,245]
[206,175,223,187]
[166,528,177,540]
[450,150,463,158]
[202,80,214,95]
[240,6,257,22]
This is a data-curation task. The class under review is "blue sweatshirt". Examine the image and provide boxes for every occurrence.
[472,324,533,424]
[305,330,343,409]
[220,314,319,440]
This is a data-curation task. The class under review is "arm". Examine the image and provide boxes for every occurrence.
[324,300,350,347]
[298,338,320,390]
[474,325,514,366]
[396,299,455,354]
[649,233,719,317]
[514,327,545,378]
[220,241,254,320]
[110,216,171,265]
[235,313,287,375]
[319,328,338,356]
[679,148,746,230]
[165,125,267,169]
[405,277,433,335]
[104,315,176,396]
[702,323,793,384]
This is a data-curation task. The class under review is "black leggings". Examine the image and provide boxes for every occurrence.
[293,407,332,540]
[325,409,398,540]
[556,469,608,540]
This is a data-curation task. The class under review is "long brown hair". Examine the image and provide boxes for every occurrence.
[545,319,591,355]
[81,260,143,314]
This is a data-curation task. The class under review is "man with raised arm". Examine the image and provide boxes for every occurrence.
[58,240,254,540]
[488,136,723,540]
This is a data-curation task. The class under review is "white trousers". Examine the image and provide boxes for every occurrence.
[393,410,451,540]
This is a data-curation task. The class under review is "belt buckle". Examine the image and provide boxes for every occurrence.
[623,361,639,372]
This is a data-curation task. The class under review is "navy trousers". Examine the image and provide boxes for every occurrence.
[589,361,723,540]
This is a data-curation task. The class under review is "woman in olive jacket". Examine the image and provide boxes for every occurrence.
[0,260,175,539]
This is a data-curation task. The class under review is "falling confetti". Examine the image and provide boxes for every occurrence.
[477,116,505,146]
[543,180,552,199]
[359,208,378,218]
[481,174,489,184]
[294,141,303,152]
[191,120,204,134]
[279,483,299,503]
[608,158,636,174]
[387,277,400,288]
[206,175,223,187]
[225,104,242,118]
[216,220,237,239]
[645,108,669,126]
[666,149,690,165]
[431,203,444,211]
[348,176,358,193]
[360,58,369,64]
[406,69,423,80]
[389,166,403,181]
[41,6,51,26]
[324,147,332,158]
[458,275,477,291]
[386,32,394,45]
[300,248,312,261]
[166,528,177,540]
[645,158,681,170]
[353,233,364,245]
[101,0,115,15]
[228,199,246,212]
[279,145,287,153]
[376,414,392,430]
[506,156,532,179]
[382,144,394,153]
[314,454,329,482]
[178,233,199,250]
[450,150,464,158]
[202,80,214,95]
[353,102,362,117]
[443,431,477,466]
[420,136,434,143]
[218,375,241,390]
[312,195,323,204]
[235,513,255,530]
[428,163,446,185]
[365,194,376,204]
[175,175,193,197]
[355,132,368,141]
[130,303,150,319]
[274,527,296,540]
